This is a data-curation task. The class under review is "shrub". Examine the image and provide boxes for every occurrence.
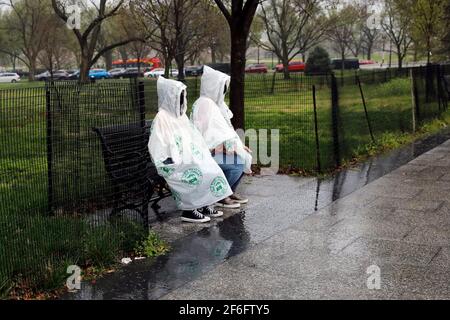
[305,46,331,75]
[134,232,170,258]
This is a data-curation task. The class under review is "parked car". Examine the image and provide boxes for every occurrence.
[185,66,203,77]
[67,70,80,80]
[89,69,111,79]
[121,68,145,78]
[108,68,127,78]
[35,70,70,81]
[331,59,360,70]
[245,64,268,74]
[359,59,375,65]
[144,68,179,78]
[206,63,230,74]
[275,61,306,73]
[0,72,20,83]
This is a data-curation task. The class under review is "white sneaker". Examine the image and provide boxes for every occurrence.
[215,197,241,209]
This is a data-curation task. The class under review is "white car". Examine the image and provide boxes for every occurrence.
[144,68,179,78]
[0,72,20,83]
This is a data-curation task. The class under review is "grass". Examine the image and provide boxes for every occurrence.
[0,73,448,298]
[134,232,171,258]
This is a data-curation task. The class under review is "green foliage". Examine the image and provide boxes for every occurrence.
[305,46,331,74]
[376,78,411,96]
[134,232,171,258]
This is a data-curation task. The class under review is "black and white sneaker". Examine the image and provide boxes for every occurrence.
[181,210,211,224]
[199,206,224,218]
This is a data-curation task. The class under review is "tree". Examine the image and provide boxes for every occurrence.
[38,15,72,74]
[0,11,23,71]
[362,24,380,60]
[213,0,260,130]
[258,0,326,80]
[52,0,145,82]
[134,0,177,78]
[305,46,330,74]
[202,6,230,64]
[441,0,450,59]
[327,4,359,78]
[381,0,413,69]
[1,0,53,80]
[410,0,446,64]
[134,0,208,81]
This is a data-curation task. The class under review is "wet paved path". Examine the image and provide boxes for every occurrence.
[65,132,450,300]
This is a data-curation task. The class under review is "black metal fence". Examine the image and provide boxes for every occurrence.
[0,64,449,297]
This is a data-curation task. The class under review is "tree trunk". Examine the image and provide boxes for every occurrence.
[282,59,290,80]
[164,55,172,78]
[80,56,90,83]
[397,45,403,70]
[28,59,37,81]
[229,28,247,130]
[211,45,217,63]
[103,50,113,70]
[175,54,185,81]
[282,45,290,80]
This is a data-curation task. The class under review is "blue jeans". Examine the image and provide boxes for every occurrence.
[213,153,244,192]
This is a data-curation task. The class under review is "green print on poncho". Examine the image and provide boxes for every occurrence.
[181,168,203,187]
[157,166,175,178]
[224,139,236,153]
[210,176,227,197]
[175,135,183,155]
[191,143,203,160]
[172,190,182,207]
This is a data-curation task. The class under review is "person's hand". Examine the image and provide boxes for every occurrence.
[244,146,253,154]
[213,144,224,154]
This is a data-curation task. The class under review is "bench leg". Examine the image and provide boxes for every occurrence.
[139,201,149,230]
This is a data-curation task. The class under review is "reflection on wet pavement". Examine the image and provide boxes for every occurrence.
[64,129,450,300]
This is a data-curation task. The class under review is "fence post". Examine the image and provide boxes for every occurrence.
[138,80,146,126]
[45,83,53,215]
[437,65,443,113]
[410,69,417,132]
[312,85,322,173]
[331,74,341,168]
[357,76,375,143]
[270,71,276,94]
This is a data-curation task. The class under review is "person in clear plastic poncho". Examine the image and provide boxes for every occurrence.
[148,76,232,223]
[191,66,252,209]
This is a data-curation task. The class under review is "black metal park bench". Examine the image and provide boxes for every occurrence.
[92,120,171,228]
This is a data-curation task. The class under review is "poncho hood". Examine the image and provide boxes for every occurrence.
[157,76,187,118]
[200,66,233,123]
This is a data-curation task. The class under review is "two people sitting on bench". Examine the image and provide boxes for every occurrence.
[191,66,252,209]
[148,68,252,224]
[148,76,232,223]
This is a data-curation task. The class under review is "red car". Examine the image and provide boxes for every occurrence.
[276,61,306,73]
[245,64,268,74]
[359,60,375,65]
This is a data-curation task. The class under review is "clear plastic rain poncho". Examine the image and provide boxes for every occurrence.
[191,66,253,174]
[148,76,232,210]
